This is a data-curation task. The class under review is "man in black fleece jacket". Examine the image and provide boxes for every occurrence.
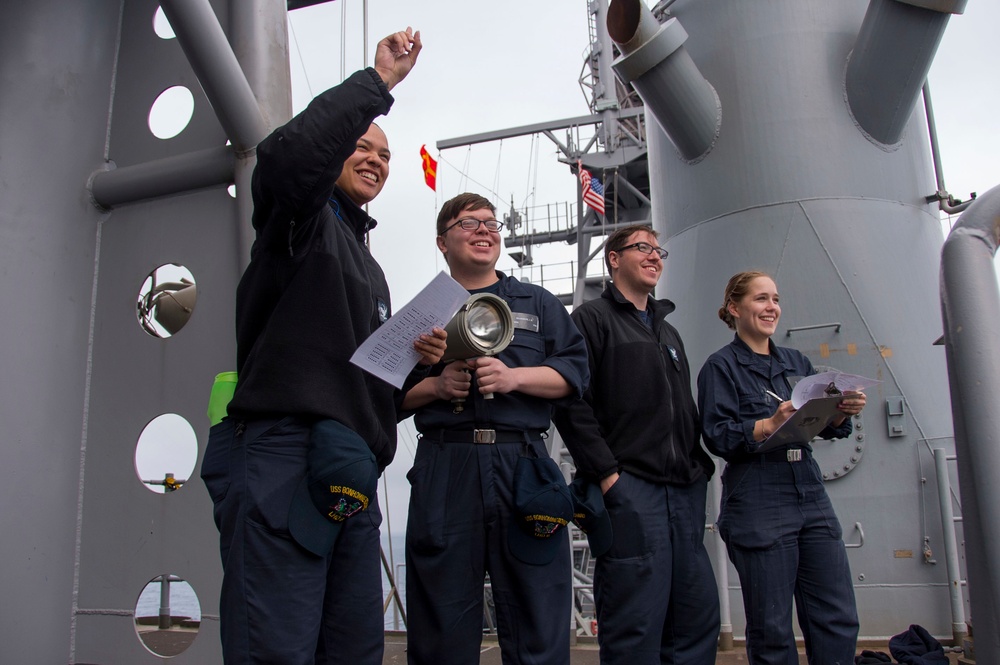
[201,28,445,665]
[553,224,719,665]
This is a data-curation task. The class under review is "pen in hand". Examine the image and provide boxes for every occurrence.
[765,389,783,403]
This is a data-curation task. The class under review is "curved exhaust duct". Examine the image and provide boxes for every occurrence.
[846,0,965,145]
[940,183,1000,652]
[607,0,720,163]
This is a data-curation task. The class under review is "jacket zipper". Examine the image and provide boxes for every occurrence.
[288,219,296,257]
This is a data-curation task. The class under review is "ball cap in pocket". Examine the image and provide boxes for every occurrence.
[508,456,573,565]
[569,477,614,558]
[288,419,378,557]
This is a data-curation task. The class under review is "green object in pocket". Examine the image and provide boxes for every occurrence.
[207,371,238,425]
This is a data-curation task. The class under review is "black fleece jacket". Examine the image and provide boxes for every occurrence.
[553,282,714,486]
[228,68,420,471]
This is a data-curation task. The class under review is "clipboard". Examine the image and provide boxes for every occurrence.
[755,395,845,453]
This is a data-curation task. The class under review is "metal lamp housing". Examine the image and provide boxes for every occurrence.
[441,293,515,362]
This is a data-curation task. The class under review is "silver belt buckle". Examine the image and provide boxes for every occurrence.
[787,449,803,462]
[473,429,496,444]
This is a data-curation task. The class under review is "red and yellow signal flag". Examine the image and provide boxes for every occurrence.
[419,144,438,191]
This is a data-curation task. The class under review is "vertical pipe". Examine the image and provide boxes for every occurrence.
[574,165,590,308]
[593,0,619,151]
[933,448,968,645]
[228,0,292,130]
[711,470,734,650]
[157,575,172,630]
[922,82,947,196]
[229,0,291,269]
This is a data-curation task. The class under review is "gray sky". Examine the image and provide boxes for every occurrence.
[284,1,1000,539]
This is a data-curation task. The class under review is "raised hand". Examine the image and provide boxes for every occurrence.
[373,27,422,91]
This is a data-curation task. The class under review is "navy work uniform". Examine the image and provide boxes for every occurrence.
[553,282,720,665]
[203,68,428,665]
[403,273,589,665]
[698,334,860,665]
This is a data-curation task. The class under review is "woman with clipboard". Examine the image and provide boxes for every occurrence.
[697,271,867,665]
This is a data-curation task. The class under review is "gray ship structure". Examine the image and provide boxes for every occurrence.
[1,0,997,662]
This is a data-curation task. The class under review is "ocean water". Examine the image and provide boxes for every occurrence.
[133,536,408,628]
[135,578,201,622]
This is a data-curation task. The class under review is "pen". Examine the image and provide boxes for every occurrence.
[764,389,783,402]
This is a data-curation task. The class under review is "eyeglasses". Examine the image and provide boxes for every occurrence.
[616,242,668,260]
[442,218,504,234]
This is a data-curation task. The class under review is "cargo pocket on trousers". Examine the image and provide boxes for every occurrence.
[601,473,652,561]
[405,443,449,554]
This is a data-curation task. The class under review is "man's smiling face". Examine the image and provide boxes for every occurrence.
[609,229,663,295]
[436,206,502,270]
[335,124,390,206]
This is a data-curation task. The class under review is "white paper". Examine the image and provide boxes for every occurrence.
[350,271,469,389]
[791,371,881,409]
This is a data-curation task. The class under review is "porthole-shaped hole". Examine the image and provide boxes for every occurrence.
[152,7,175,39]
[137,263,197,338]
[134,413,198,494]
[149,86,194,139]
[135,574,200,657]
[227,184,236,198]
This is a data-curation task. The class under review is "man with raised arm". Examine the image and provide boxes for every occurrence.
[200,28,446,665]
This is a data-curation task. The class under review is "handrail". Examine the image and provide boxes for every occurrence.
[785,322,842,337]
[844,522,865,549]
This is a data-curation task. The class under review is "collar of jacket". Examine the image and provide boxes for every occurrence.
[491,271,532,300]
[331,186,378,240]
[730,333,791,378]
[601,280,676,318]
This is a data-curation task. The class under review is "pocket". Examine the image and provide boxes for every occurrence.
[503,329,545,368]
[405,443,449,554]
[719,463,750,506]
[201,420,235,506]
[737,389,772,422]
[601,473,652,561]
[243,417,309,536]
[718,464,781,550]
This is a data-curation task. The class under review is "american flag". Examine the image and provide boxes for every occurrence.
[580,166,605,215]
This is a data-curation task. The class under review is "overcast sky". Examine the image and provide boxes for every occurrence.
[277,0,1000,541]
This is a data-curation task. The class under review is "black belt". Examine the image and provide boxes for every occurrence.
[421,429,544,444]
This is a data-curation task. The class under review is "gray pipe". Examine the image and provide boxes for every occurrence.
[229,0,291,268]
[90,146,234,208]
[711,471,734,651]
[159,0,268,153]
[922,82,975,215]
[940,184,1000,660]
[607,0,720,163]
[846,0,963,146]
[932,448,968,646]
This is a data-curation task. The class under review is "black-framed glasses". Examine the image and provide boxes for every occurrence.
[616,242,668,260]
[443,218,504,234]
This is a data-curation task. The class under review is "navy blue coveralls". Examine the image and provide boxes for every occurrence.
[402,274,589,665]
[697,334,859,665]
[202,68,427,665]
[552,283,719,665]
